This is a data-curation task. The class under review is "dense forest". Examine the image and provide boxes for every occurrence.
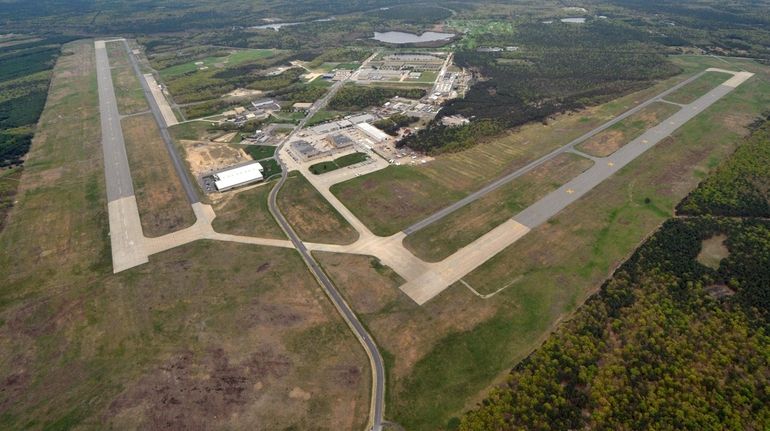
[459,120,770,430]
[677,115,770,218]
[328,85,426,111]
[399,19,679,154]
[0,37,72,167]
[372,113,419,135]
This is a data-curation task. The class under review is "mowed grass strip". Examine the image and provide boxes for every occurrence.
[0,40,371,431]
[577,101,681,157]
[404,153,594,261]
[664,71,732,104]
[211,182,285,239]
[386,57,770,430]
[309,152,369,175]
[159,48,276,78]
[122,113,195,237]
[278,172,358,244]
[107,40,148,116]
[330,166,465,236]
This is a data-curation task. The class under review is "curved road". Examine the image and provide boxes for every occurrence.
[268,81,386,431]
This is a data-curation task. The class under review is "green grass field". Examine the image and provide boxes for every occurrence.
[404,153,594,261]
[278,172,358,244]
[330,166,466,236]
[211,181,284,238]
[159,49,276,78]
[309,152,369,175]
[243,144,276,161]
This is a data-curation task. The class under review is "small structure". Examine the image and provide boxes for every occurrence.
[291,140,323,160]
[326,134,354,149]
[251,98,276,109]
[356,122,389,142]
[292,102,313,112]
[213,162,264,191]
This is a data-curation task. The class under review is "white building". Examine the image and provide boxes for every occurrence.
[356,122,389,142]
[213,162,264,191]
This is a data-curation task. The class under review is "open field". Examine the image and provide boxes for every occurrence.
[319,55,770,431]
[211,182,285,239]
[278,172,359,244]
[310,152,369,175]
[0,39,370,431]
[381,55,770,431]
[332,67,711,235]
[330,166,465,236]
[577,102,681,157]
[107,40,149,116]
[404,153,594,261]
[665,70,734,104]
[159,48,277,78]
[0,167,22,231]
[122,113,196,237]
[243,144,276,161]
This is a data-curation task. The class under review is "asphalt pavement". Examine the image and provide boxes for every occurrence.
[94,40,149,272]
[268,77,387,431]
[403,70,709,235]
[122,40,199,204]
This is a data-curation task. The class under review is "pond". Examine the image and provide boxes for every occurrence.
[372,31,455,44]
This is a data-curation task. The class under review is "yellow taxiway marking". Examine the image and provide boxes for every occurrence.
[608,161,615,167]
[566,188,575,194]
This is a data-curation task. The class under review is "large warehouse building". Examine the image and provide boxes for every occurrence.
[213,162,264,191]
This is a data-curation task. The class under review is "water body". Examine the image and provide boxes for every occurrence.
[372,31,455,44]
[253,17,334,31]
[560,17,586,23]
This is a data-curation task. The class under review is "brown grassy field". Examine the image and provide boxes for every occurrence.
[577,102,681,157]
[122,113,196,237]
[107,40,149,116]
[0,40,370,431]
[404,153,594,261]
[278,172,359,244]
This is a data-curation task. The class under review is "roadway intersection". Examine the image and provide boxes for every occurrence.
[95,36,753,429]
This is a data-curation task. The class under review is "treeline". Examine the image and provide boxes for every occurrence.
[399,20,679,153]
[677,118,770,218]
[0,37,72,167]
[373,4,452,25]
[459,119,770,431]
[397,119,502,154]
[373,113,418,136]
[328,85,426,110]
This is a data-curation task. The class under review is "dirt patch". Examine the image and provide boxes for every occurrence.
[107,348,290,429]
[182,140,250,178]
[697,234,729,270]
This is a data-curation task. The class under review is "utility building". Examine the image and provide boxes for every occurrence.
[213,162,264,191]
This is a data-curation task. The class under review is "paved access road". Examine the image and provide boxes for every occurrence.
[268,72,387,431]
[122,40,199,204]
[403,70,710,235]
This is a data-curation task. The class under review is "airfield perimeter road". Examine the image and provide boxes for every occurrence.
[94,40,149,272]
[122,39,199,204]
[268,77,387,431]
[403,70,710,235]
